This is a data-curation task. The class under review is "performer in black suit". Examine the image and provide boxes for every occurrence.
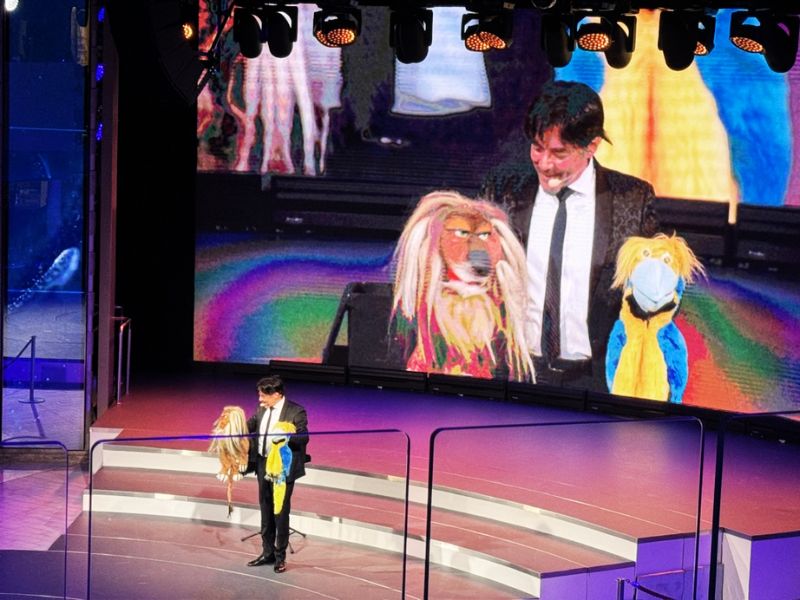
[245,374,309,573]
[482,80,659,391]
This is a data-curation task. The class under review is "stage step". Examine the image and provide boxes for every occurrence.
[85,439,708,598]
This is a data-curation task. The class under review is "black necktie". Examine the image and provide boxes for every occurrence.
[542,187,572,363]
[260,407,274,456]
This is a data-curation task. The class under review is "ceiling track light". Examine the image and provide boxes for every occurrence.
[575,13,636,69]
[730,11,800,73]
[231,4,297,59]
[262,5,298,58]
[233,7,263,59]
[540,13,575,68]
[658,10,716,71]
[313,6,361,48]
[390,8,433,64]
[461,11,514,52]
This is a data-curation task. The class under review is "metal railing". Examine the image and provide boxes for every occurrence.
[2,335,45,439]
[112,314,132,403]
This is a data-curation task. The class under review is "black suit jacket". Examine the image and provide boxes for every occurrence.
[246,399,309,482]
[481,159,659,390]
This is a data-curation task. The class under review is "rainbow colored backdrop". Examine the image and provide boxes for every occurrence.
[195,233,800,413]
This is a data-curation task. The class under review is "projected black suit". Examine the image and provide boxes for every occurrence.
[482,160,659,391]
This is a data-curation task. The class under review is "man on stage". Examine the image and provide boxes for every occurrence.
[246,374,309,573]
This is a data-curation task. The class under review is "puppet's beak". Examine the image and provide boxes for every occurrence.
[629,258,678,313]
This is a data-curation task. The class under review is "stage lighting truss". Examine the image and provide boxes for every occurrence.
[232,3,298,59]
[573,12,636,69]
[390,8,433,64]
[658,10,716,71]
[461,10,513,52]
[313,6,361,48]
[730,11,800,73]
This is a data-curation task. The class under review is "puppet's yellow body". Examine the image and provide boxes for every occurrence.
[266,421,296,514]
[611,293,674,400]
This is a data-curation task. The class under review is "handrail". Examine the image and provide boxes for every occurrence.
[617,577,676,600]
[3,335,43,411]
[112,316,132,403]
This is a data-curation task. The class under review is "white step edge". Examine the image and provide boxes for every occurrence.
[82,489,542,597]
[94,443,641,561]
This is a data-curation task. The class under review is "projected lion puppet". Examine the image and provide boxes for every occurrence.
[209,405,250,516]
[391,190,533,382]
[605,233,704,403]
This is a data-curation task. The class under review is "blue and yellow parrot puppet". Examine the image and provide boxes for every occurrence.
[605,233,704,403]
[266,421,296,514]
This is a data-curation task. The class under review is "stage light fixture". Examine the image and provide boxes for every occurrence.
[313,7,361,48]
[461,11,513,52]
[730,11,799,73]
[575,14,636,69]
[262,5,298,59]
[658,10,716,71]
[540,13,575,68]
[390,8,433,64]
[232,8,263,59]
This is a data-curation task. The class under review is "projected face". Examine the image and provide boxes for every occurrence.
[529,126,600,194]
[441,212,502,289]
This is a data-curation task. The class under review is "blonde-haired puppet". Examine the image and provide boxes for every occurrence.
[209,405,250,516]
[391,190,533,382]
[605,233,704,402]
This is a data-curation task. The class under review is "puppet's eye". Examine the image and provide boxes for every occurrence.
[453,230,469,238]
[642,249,651,258]
[476,232,490,241]
[662,254,672,265]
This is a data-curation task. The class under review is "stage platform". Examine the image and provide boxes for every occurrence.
[4,371,800,599]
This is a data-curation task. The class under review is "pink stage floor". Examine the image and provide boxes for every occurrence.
[91,371,800,542]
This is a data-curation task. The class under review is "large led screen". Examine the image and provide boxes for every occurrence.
[195,5,800,413]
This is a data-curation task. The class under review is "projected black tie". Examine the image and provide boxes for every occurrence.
[261,407,274,456]
[542,187,572,364]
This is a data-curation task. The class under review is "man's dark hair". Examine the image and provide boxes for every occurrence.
[257,374,284,396]
[524,80,610,148]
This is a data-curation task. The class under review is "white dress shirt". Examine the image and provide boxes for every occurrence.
[526,161,596,360]
[258,396,285,456]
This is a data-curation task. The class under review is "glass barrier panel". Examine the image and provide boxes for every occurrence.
[0,440,71,599]
[87,429,409,599]
[4,0,89,451]
[425,418,705,600]
[713,411,800,600]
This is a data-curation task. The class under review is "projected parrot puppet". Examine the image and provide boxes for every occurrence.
[605,233,704,403]
[266,421,296,514]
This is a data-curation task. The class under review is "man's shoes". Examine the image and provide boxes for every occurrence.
[247,554,275,567]
[273,561,287,573]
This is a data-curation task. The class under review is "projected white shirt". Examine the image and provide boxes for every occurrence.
[526,161,596,360]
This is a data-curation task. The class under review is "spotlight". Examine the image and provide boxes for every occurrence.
[313,7,361,48]
[540,13,575,68]
[461,11,513,52]
[575,14,636,69]
[658,11,716,71]
[262,5,297,59]
[730,11,799,73]
[233,8,263,59]
[390,8,433,64]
